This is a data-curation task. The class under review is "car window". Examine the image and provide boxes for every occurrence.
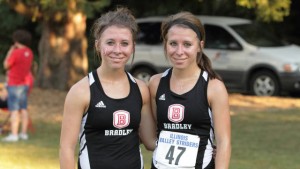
[204,24,242,50]
[137,22,162,45]
[230,23,287,47]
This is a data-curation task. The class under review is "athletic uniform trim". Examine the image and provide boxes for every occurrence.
[88,72,95,85]
[78,70,144,169]
[152,68,215,169]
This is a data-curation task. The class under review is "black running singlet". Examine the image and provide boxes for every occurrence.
[78,70,143,169]
[152,68,215,169]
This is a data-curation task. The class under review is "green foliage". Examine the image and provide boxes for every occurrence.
[123,0,204,17]
[236,0,291,22]
[0,0,111,82]
[0,4,27,31]
[0,3,27,41]
[0,2,29,73]
[0,0,110,26]
[81,0,111,18]
[119,0,254,20]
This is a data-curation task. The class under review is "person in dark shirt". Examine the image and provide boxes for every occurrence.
[149,11,231,169]
[59,7,156,169]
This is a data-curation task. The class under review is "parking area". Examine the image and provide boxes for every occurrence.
[127,16,300,96]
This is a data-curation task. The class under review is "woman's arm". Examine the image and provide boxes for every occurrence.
[148,74,162,121]
[208,79,231,169]
[3,45,16,69]
[138,74,162,151]
[59,77,90,169]
[136,79,157,151]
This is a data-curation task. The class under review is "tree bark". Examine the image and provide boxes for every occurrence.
[37,12,88,90]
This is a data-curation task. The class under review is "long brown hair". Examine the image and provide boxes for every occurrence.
[161,12,221,80]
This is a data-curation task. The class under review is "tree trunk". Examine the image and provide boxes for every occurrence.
[37,12,88,90]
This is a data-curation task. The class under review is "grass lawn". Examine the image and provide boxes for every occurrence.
[0,120,61,169]
[230,108,300,169]
[1,108,299,169]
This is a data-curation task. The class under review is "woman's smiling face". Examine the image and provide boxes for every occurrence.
[166,25,202,69]
[96,25,134,69]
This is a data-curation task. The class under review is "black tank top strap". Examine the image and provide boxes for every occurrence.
[156,68,172,101]
[91,70,106,95]
[126,71,143,109]
[80,70,143,168]
[200,70,210,109]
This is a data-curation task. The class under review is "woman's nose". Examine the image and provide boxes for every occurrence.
[113,44,121,54]
[176,45,184,55]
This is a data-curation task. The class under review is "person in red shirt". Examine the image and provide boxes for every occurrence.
[2,29,33,142]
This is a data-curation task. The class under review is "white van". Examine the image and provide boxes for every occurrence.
[126,16,300,96]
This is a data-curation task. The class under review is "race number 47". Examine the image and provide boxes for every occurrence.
[165,146,186,165]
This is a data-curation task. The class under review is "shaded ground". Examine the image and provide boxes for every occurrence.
[28,88,67,122]
[27,88,300,122]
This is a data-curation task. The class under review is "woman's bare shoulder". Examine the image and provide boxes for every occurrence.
[149,73,162,88]
[66,76,90,103]
[207,78,228,104]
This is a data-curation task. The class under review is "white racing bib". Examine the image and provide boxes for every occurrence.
[155,130,200,168]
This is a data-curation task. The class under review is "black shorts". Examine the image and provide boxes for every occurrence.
[0,99,8,109]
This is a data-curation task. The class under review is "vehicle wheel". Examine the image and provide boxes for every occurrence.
[250,71,280,96]
[132,67,155,83]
